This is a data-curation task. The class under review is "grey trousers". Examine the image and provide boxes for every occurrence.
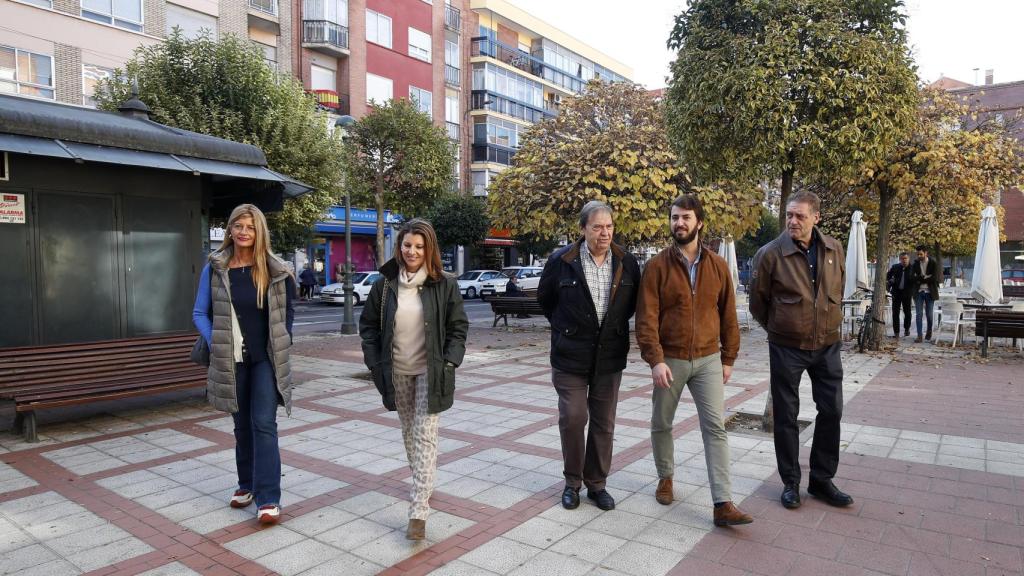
[552,369,623,491]
[651,353,732,503]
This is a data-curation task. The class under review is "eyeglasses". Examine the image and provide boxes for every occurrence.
[231,223,257,234]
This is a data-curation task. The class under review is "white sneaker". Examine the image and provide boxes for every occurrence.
[258,504,280,525]
[229,490,253,508]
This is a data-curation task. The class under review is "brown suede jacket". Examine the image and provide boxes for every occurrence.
[635,244,740,367]
[748,229,845,350]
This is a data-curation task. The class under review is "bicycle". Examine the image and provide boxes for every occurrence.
[854,289,888,352]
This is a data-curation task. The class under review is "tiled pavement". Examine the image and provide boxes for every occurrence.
[1,323,1022,575]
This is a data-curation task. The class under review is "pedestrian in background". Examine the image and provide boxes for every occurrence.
[886,252,913,338]
[299,265,316,300]
[910,244,940,343]
[192,203,295,526]
[359,218,468,540]
[537,200,640,512]
[749,191,854,511]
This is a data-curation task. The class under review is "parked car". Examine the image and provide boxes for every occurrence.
[457,270,504,299]
[479,266,544,299]
[1003,268,1024,298]
[320,271,381,305]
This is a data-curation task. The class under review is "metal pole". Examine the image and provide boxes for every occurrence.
[341,191,357,334]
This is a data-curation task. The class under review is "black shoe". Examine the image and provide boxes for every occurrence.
[587,489,616,510]
[808,480,854,507]
[925,330,932,341]
[561,486,580,510]
[904,328,910,337]
[781,484,801,509]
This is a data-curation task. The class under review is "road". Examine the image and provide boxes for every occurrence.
[292,298,532,336]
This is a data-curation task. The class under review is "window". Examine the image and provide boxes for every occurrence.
[445,94,459,124]
[311,64,335,91]
[366,73,392,104]
[82,64,115,107]
[472,62,543,107]
[305,0,347,26]
[444,39,459,66]
[21,0,53,7]
[409,86,432,118]
[254,42,276,70]
[166,4,217,39]
[0,46,54,99]
[366,10,392,48]
[408,27,431,62]
[81,0,143,31]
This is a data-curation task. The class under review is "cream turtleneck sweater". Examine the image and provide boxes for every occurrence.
[392,266,428,375]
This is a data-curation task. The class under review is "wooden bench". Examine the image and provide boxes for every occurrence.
[0,334,207,442]
[975,310,1024,357]
[489,295,544,327]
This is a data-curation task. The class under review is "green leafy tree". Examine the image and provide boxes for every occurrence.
[489,80,761,248]
[817,88,1023,350]
[665,0,920,232]
[423,194,490,250]
[514,232,563,263]
[342,99,455,261]
[94,30,344,251]
[735,207,780,262]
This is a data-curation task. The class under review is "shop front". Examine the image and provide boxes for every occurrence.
[308,206,399,285]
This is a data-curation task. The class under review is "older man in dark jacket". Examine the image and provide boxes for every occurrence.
[538,201,641,512]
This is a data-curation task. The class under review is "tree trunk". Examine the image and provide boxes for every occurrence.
[375,175,386,267]
[865,183,895,351]
[764,162,796,433]
[933,243,944,286]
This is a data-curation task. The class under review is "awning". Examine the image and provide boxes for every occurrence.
[314,223,388,236]
[0,133,312,198]
[481,237,517,247]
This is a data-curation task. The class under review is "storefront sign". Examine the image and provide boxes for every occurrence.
[0,193,25,224]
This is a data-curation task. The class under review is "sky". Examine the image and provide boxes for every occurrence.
[504,0,1024,89]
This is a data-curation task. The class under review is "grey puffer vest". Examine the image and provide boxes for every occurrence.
[205,250,293,414]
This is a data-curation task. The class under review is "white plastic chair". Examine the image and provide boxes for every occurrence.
[843,300,869,339]
[934,301,966,347]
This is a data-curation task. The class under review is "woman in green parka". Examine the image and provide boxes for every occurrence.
[359,218,468,540]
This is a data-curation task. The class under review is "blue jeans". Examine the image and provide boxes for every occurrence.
[914,291,934,337]
[232,360,281,507]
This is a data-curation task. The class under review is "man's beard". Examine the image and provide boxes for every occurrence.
[673,228,698,246]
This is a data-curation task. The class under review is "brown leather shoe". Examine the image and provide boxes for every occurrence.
[713,502,753,527]
[655,477,673,505]
[406,518,426,540]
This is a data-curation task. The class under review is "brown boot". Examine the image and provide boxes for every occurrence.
[655,477,673,505]
[713,502,753,527]
[406,518,426,540]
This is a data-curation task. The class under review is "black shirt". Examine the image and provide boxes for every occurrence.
[229,267,295,363]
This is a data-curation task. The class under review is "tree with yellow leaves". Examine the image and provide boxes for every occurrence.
[487,80,761,248]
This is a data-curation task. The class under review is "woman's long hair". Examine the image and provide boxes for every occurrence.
[218,204,275,309]
[396,218,443,282]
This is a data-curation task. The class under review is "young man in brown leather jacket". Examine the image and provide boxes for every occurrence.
[749,191,853,511]
[635,194,752,527]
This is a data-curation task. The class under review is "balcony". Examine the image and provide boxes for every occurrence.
[471,37,545,77]
[310,90,350,115]
[471,91,555,124]
[446,121,460,141]
[445,64,460,88]
[444,4,461,31]
[472,143,516,165]
[303,20,349,56]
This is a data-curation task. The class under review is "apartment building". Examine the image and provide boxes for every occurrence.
[0,0,294,107]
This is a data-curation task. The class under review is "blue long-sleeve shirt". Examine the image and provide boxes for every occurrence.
[192,263,294,350]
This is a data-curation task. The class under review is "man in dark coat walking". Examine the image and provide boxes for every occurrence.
[538,200,641,512]
[886,252,914,338]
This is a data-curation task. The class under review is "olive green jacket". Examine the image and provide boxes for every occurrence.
[359,258,469,413]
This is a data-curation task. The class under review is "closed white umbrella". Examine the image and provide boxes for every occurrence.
[844,210,870,299]
[971,206,1003,304]
[717,236,739,293]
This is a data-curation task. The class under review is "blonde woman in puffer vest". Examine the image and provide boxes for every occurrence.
[193,204,295,526]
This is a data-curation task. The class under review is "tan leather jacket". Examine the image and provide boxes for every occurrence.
[749,229,845,350]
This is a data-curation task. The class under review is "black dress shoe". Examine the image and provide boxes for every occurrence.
[781,484,801,509]
[587,489,616,510]
[808,480,854,507]
[561,486,580,510]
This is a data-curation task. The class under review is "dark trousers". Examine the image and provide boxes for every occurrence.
[768,341,843,487]
[232,359,282,507]
[552,369,622,491]
[891,290,912,335]
[914,292,935,337]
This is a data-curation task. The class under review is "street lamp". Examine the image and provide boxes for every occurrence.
[335,114,357,335]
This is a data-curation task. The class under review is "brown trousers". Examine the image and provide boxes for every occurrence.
[552,369,623,491]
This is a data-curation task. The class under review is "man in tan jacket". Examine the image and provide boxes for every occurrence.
[636,194,752,527]
[749,191,853,511]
